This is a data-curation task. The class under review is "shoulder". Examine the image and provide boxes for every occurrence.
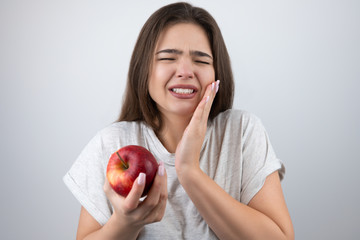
[213,109,260,122]
[97,121,143,138]
[212,109,264,133]
[92,121,147,148]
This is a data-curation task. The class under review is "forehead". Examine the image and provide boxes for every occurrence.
[155,23,212,54]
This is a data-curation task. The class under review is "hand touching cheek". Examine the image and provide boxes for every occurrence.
[175,80,220,178]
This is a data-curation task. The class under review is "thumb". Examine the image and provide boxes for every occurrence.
[123,173,146,211]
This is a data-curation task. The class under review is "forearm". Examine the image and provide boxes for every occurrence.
[82,214,141,240]
[179,169,289,240]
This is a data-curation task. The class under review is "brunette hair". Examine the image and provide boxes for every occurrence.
[118,2,234,131]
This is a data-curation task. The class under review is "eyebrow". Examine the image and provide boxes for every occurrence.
[156,49,213,59]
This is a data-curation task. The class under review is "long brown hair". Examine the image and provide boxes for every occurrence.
[118,2,234,132]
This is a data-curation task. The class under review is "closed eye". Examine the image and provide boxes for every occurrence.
[195,60,210,65]
[159,58,175,61]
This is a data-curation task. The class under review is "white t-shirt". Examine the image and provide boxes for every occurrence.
[63,109,285,239]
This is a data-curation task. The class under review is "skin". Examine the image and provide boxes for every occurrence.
[148,23,215,152]
[76,23,294,240]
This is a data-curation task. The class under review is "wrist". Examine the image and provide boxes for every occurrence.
[176,165,202,185]
[106,212,143,239]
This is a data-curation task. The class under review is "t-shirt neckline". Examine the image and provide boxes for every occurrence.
[142,121,213,166]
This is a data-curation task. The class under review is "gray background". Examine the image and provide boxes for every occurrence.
[1,0,359,239]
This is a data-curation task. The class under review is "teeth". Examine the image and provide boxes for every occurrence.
[172,88,194,94]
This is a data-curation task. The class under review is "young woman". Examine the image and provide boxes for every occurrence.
[64,2,294,239]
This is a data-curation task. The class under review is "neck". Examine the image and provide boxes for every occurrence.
[156,113,191,153]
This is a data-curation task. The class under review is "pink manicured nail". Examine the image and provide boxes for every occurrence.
[138,173,146,185]
[158,163,165,176]
[211,82,215,91]
[216,80,220,93]
[205,95,210,103]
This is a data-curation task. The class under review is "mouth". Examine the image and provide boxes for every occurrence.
[171,88,195,94]
[168,85,198,99]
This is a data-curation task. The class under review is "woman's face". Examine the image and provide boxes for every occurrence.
[148,23,215,120]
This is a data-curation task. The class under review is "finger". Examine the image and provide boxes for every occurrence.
[141,162,168,223]
[202,80,220,121]
[123,172,146,212]
[191,80,219,125]
[103,177,118,199]
[142,188,168,224]
[103,178,111,194]
[139,162,166,215]
[191,82,212,121]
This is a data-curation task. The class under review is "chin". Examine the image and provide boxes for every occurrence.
[174,106,197,117]
[159,100,199,118]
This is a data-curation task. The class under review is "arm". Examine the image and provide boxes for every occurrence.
[76,163,167,240]
[76,206,141,240]
[178,169,294,240]
[175,81,294,239]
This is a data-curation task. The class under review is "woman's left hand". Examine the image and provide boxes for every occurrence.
[175,80,220,178]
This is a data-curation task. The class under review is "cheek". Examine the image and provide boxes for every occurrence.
[151,65,174,86]
[199,68,215,86]
[148,73,158,101]
[148,66,172,101]
[201,65,215,80]
[159,66,175,82]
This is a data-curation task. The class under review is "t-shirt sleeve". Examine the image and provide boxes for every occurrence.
[240,114,285,205]
[63,132,112,226]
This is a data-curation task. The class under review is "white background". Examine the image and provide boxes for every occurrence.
[1,0,359,239]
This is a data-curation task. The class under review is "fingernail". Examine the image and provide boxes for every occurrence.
[158,163,165,176]
[205,95,210,103]
[216,80,220,93]
[138,173,146,185]
[211,82,215,91]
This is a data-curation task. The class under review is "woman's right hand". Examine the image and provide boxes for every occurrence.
[103,161,168,233]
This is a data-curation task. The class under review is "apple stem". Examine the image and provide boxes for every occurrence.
[116,152,129,169]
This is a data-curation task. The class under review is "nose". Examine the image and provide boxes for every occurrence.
[176,58,194,79]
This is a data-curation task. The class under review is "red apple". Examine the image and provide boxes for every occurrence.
[106,145,158,197]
